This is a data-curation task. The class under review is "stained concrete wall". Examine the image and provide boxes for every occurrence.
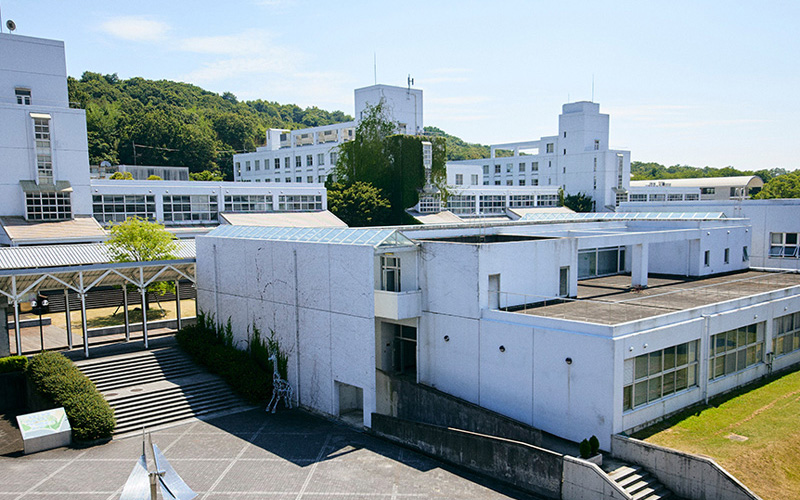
[561,456,632,500]
[371,413,563,499]
[375,369,542,446]
[611,435,761,500]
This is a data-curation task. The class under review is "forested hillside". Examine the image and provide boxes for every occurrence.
[631,161,786,184]
[68,72,351,180]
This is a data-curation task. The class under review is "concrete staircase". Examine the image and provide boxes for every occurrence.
[607,464,682,500]
[75,345,254,436]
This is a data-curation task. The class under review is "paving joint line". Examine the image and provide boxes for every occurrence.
[199,420,269,500]
[12,449,89,500]
[294,432,333,500]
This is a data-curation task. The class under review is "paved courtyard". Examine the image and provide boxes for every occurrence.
[0,409,542,500]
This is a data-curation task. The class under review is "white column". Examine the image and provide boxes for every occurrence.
[631,243,649,288]
[123,285,130,341]
[13,300,21,356]
[141,287,149,349]
[80,292,89,358]
[175,280,182,331]
[64,289,72,350]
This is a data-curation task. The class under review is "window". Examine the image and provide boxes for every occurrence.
[285,177,291,183]
[274,158,280,170]
[563,149,567,155]
[380,255,401,292]
[254,160,260,171]
[559,267,569,297]
[519,163,525,172]
[532,178,539,186]
[743,246,749,262]
[709,323,763,380]
[471,174,479,185]
[563,131,567,138]
[537,194,558,207]
[685,193,699,201]
[701,187,716,195]
[445,195,476,215]
[33,118,53,184]
[630,194,647,202]
[235,162,241,176]
[546,143,554,153]
[704,250,710,267]
[16,88,31,105]
[418,194,442,213]
[623,340,699,411]
[724,248,730,264]
[318,176,325,183]
[278,194,323,211]
[615,192,628,206]
[163,195,218,223]
[509,195,536,208]
[563,166,566,174]
[307,176,314,183]
[769,233,799,258]
[494,180,501,185]
[494,165,501,174]
[317,153,325,165]
[506,163,513,173]
[306,154,313,167]
[245,161,251,171]
[483,165,489,175]
[224,195,273,212]
[578,247,626,279]
[93,194,155,223]
[330,152,338,165]
[774,312,800,357]
[506,180,513,186]
[617,154,624,188]
[594,139,600,150]
[519,179,526,186]
[479,195,506,214]
[284,157,290,169]
[295,156,302,168]
[531,162,538,172]
[593,158,597,172]
[26,192,72,221]
[668,194,683,202]
[649,193,666,202]
[296,176,302,183]
[455,174,463,185]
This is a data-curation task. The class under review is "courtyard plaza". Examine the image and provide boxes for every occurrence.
[0,408,545,500]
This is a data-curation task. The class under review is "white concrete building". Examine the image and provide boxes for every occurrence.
[233,84,423,184]
[629,176,764,203]
[414,186,561,218]
[195,213,800,445]
[446,102,631,212]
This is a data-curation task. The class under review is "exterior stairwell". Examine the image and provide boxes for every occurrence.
[75,345,254,436]
[607,463,684,500]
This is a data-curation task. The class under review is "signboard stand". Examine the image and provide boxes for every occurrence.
[16,407,71,454]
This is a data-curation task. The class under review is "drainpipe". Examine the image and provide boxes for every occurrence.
[701,314,711,404]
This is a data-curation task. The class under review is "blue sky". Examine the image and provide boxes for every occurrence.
[2,0,798,170]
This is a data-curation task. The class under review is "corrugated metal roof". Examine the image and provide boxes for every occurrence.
[206,225,415,247]
[0,240,195,270]
[519,212,727,223]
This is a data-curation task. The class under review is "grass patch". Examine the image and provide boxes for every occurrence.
[79,307,167,329]
[633,366,800,500]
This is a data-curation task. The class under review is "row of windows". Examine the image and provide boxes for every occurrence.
[224,195,273,213]
[92,195,156,223]
[453,174,480,186]
[769,232,799,259]
[418,194,558,214]
[485,178,542,187]
[237,152,338,175]
[709,323,763,380]
[629,193,701,202]
[277,195,323,211]
[703,246,749,266]
[483,162,541,175]
[163,195,219,222]
[774,312,800,357]
[26,192,72,221]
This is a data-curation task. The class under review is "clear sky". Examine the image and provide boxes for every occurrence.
[2,0,798,170]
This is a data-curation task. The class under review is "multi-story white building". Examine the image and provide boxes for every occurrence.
[233,84,423,184]
[446,102,631,212]
[0,33,330,245]
[196,213,800,446]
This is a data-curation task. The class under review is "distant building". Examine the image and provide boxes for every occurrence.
[90,164,191,181]
[629,176,763,202]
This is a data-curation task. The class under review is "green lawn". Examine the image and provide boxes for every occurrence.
[632,367,800,500]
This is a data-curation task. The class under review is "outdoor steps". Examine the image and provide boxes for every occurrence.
[607,464,682,500]
[75,347,255,436]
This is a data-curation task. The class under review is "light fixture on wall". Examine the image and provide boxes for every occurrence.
[499,345,506,352]
[443,335,450,342]
[565,357,572,365]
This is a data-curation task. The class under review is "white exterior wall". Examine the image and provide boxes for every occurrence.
[0,34,92,217]
[195,235,379,426]
[355,84,423,135]
[622,199,800,271]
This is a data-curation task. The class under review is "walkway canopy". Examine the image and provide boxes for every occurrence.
[0,241,196,357]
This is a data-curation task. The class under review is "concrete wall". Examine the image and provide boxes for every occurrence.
[561,456,632,500]
[375,369,542,446]
[371,413,563,500]
[611,435,761,500]
[196,234,378,426]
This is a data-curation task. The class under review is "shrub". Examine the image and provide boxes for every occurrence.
[589,435,600,456]
[26,352,115,441]
[579,438,591,459]
[0,355,28,373]
[175,312,283,405]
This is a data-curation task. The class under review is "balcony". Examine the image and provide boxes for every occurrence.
[374,289,422,320]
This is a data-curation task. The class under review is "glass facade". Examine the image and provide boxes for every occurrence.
[93,195,156,224]
[163,195,218,222]
[624,340,699,411]
[26,192,72,221]
[773,312,800,357]
[708,323,763,380]
[277,194,322,211]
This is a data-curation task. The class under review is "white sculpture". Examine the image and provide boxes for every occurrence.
[267,353,293,413]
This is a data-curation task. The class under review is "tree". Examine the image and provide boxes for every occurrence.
[105,217,177,262]
[561,191,594,212]
[327,182,391,227]
[147,175,163,180]
[109,171,133,180]
[753,170,800,199]
[190,170,224,181]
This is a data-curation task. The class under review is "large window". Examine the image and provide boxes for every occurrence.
[629,194,647,202]
[445,195,475,215]
[578,247,626,279]
[623,340,699,411]
[34,118,53,184]
[93,195,156,224]
[418,195,442,213]
[224,195,273,213]
[709,323,763,380]
[774,312,800,357]
[479,195,506,214]
[537,194,558,207]
[769,232,799,258]
[163,195,218,222]
[277,195,322,211]
[26,192,72,221]
[16,88,31,105]
[509,195,537,208]
[380,255,401,292]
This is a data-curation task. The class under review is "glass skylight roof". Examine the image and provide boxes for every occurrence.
[208,225,415,247]
[519,212,726,222]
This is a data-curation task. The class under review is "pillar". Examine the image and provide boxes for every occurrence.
[123,286,130,342]
[631,243,649,288]
[141,287,149,349]
[64,289,73,350]
[175,280,182,331]
[13,301,21,356]
[0,299,10,358]
[80,292,89,358]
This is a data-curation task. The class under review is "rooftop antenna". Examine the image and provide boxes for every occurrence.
[373,52,377,85]
[407,74,414,90]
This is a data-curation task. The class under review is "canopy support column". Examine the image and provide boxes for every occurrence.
[141,287,149,349]
[64,289,73,350]
[123,285,130,342]
[175,280,182,331]
[12,276,21,356]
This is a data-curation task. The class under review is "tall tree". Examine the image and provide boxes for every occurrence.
[753,170,800,199]
[105,217,177,262]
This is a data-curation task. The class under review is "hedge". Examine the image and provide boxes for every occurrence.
[176,313,287,405]
[0,355,28,374]
[26,352,115,441]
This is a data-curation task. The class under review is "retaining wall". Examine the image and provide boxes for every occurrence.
[611,435,761,500]
[561,456,632,500]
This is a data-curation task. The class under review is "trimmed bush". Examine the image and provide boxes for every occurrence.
[589,435,600,455]
[175,312,282,405]
[0,355,28,374]
[26,352,115,441]
[579,438,591,459]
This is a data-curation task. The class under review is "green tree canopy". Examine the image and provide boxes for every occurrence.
[561,191,594,212]
[190,170,224,181]
[109,171,133,180]
[753,170,800,199]
[327,182,391,227]
[105,217,178,262]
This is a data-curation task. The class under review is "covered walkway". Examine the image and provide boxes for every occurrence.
[0,241,196,357]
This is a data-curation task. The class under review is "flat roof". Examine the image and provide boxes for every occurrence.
[219,210,346,227]
[513,271,800,325]
[0,216,107,244]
